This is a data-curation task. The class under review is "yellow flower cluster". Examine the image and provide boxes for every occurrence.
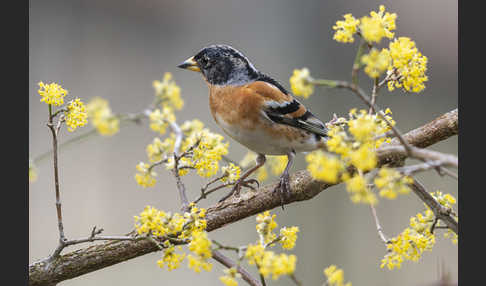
[279,226,299,250]
[146,137,174,163]
[306,109,394,205]
[431,191,458,244]
[359,5,397,43]
[374,167,413,199]
[242,211,299,280]
[187,230,213,272]
[344,173,377,205]
[173,128,229,178]
[220,163,242,183]
[306,151,343,184]
[240,152,287,182]
[332,5,396,44]
[381,213,436,270]
[381,191,457,269]
[219,268,241,286]
[134,162,157,188]
[245,244,297,280]
[256,211,278,245]
[153,72,184,111]
[29,159,38,183]
[134,205,211,272]
[323,265,352,286]
[65,98,88,132]
[387,37,428,93]
[86,97,120,136]
[361,48,391,78]
[138,118,230,186]
[157,245,186,271]
[289,68,314,98]
[149,108,176,134]
[332,6,428,93]
[332,14,360,43]
[38,81,68,106]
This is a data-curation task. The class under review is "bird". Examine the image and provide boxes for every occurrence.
[177,44,328,207]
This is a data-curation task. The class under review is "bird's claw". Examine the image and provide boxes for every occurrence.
[274,173,291,210]
[218,178,260,203]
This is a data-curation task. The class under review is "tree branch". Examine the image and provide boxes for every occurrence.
[212,250,262,286]
[29,109,458,286]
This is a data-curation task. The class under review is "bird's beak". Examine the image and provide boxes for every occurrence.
[177,56,201,72]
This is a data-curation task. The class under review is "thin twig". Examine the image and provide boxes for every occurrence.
[290,274,303,286]
[409,178,458,234]
[212,250,262,286]
[370,204,390,244]
[211,240,240,252]
[351,39,368,85]
[167,121,190,212]
[47,105,67,260]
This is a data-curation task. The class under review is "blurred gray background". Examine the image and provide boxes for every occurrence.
[29,0,457,285]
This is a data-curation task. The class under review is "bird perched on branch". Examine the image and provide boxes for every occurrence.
[178,44,328,207]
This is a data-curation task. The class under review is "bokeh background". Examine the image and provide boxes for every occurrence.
[29,0,457,285]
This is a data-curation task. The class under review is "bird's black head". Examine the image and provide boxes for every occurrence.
[178,44,260,85]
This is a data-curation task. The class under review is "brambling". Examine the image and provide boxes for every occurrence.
[178,44,328,207]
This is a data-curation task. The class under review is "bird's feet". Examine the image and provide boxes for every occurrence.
[218,178,260,203]
[274,171,291,210]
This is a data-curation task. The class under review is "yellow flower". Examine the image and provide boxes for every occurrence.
[134,162,157,188]
[289,68,314,98]
[245,245,296,280]
[359,5,397,43]
[86,97,120,136]
[279,226,299,250]
[38,81,68,106]
[29,159,38,183]
[270,254,297,280]
[219,268,241,286]
[326,126,352,157]
[361,48,391,78]
[181,119,205,136]
[323,265,352,286]
[153,72,184,110]
[221,163,242,183]
[188,230,212,259]
[344,174,377,205]
[381,209,436,270]
[149,108,176,134]
[349,143,377,171]
[174,128,229,178]
[431,191,457,210]
[387,37,428,93]
[332,14,360,43]
[187,254,213,273]
[256,211,278,245]
[157,246,186,271]
[187,230,213,273]
[306,150,344,184]
[374,167,413,199]
[65,98,88,132]
[146,137,174,163]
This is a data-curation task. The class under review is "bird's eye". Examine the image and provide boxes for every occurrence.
[200,57,211,68]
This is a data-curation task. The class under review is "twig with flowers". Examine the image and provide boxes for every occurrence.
[289,4,458,270]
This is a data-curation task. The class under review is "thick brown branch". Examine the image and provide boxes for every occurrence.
[29,109,458,286]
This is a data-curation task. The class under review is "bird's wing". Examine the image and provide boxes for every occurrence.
[245,80,328,138]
